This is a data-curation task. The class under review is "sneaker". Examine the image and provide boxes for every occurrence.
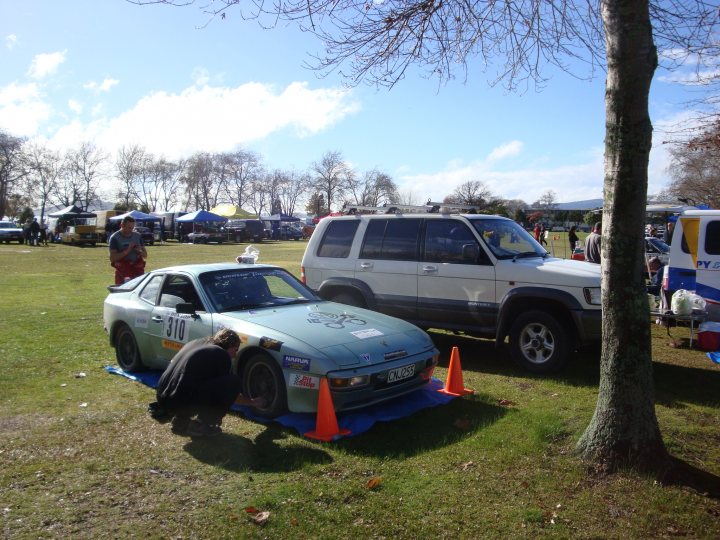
[171,416,192,435]
[187,420,222,438]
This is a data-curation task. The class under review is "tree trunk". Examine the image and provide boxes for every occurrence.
[576,0,671,473]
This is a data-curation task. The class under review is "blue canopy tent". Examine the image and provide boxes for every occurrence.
[108,210,161,222]
[176,210,228,223]
[175,210,228,242]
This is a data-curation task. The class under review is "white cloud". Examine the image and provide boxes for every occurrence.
[5,34,17,50]
[68,99,82,114]
[0,82,51,135]
[398,149,605,205]
[58,81,359,159]
[487,140,523,162]
[84,77,119,93]
[27,50,66,79]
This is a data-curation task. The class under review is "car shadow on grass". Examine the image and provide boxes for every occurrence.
[335,395,507,458]
[183,424,333,472]
[428,330,602,387]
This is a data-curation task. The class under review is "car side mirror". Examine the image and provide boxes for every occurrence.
[462,243,479,262]
[176,302,200,319]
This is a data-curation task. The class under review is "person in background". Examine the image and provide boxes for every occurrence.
[40,220,48,246]
[154,329,266,437]
[568,225,579,253]
[663,221,675,245]
[29,218,40,246]
[539,223,548,246]
[584,222,602,264]
[109,215,147,284]
[533,222,542,242]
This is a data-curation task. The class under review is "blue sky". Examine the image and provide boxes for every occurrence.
[0,0,701,209]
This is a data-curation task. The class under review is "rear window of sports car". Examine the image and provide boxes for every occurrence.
[317,220,360,258]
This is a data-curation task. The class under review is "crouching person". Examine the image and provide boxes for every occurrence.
[155,328,266,437]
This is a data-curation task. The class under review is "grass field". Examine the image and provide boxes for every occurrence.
[1,239,719,539]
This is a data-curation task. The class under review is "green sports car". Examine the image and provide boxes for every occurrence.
[103,263,439,417]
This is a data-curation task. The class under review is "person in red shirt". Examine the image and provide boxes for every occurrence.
[109,216,148,284]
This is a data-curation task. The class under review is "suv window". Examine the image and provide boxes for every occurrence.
[360,219,421,260]
[424,220,489,264]
[317,220,360,258]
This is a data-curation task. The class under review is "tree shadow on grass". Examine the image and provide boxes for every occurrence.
[653,361,720,408]
[335,395,507,458]
[663,457,720,499]
[183,424,332,472]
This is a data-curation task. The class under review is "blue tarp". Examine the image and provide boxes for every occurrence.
[708,352,720,364]
[105,366,456,440]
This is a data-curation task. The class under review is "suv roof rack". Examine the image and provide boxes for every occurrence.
[341,202,481,215]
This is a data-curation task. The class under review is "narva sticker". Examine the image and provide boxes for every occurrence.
[283,355,311,371]
[289,374,320,389]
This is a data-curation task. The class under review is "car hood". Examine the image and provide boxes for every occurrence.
[499,257,601,287]
[219,302,435,366]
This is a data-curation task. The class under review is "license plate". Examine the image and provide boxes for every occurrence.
[387,364,415,383]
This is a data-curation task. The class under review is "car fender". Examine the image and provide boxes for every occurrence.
[316,277,378,310]
[495,286,584,345]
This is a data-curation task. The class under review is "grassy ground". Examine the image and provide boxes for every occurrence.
[1,240,718,539]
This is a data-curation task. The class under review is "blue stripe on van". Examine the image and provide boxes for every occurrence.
[696,281,720,303]
[666,266,696,291]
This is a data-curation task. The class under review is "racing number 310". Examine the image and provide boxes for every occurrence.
[164,315,186,342]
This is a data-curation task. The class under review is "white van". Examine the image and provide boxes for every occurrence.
[663,209,720,321]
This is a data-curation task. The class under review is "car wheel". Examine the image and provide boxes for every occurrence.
[329,291,367,309]
[115,324,145,372]
[508,310,571,373]
[242,353,287,418]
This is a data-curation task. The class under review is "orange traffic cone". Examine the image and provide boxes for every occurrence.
[305,378,351,441]
[438,346,474,396]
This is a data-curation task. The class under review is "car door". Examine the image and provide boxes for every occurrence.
[417,218,497,329]
[355,218,421,320]
[147,273,214,363]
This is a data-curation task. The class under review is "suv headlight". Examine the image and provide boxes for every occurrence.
[583,287,602,305]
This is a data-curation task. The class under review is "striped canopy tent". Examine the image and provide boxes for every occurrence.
[108,210,160,222]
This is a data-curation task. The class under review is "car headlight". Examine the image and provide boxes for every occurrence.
[583,287,602,305]
[329,375,369,388]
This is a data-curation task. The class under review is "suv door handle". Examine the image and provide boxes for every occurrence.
[152,316,163,322]
[359,262,374,270]
[422,265,438,273]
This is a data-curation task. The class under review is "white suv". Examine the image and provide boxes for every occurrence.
[301,205,602,373]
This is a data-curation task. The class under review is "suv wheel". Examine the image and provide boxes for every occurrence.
[508,310,570,373]
[329,291,366,309]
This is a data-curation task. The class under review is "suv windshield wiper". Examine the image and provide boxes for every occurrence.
[512,251,543,262]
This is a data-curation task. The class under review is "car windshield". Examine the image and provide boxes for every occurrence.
[646,237,669,253]
[470,218,547,260]
[199,268,320,312]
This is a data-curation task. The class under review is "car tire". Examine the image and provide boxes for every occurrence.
[508,310,571,373]
[242,353,288,418]
[115,324,145,372]
[329,290,367,309]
